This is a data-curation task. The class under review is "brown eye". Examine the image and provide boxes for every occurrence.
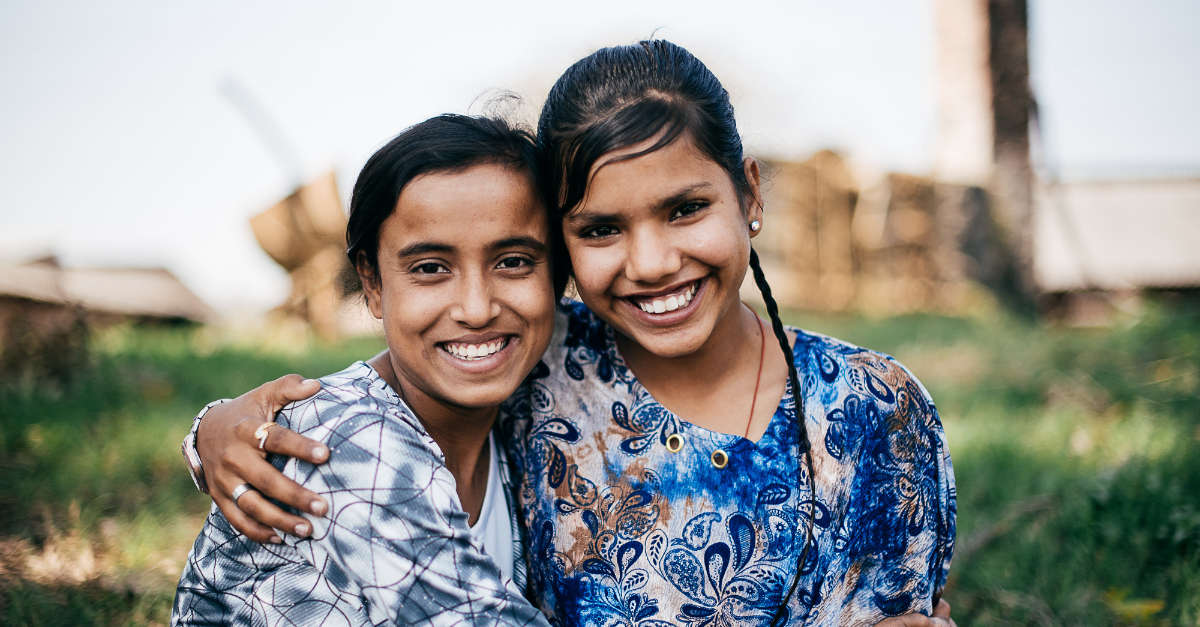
[580,225,618,239]
[413,263,448,275]
[670,201,707,221]
[496,256,530,269]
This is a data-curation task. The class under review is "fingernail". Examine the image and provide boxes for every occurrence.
[269,535,282,544]
[295,522,310,536]
[311,500,327,516]
[303,379,320,387]
[312,446,328,461]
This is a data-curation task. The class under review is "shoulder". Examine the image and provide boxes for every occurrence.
[789,330,957,597]
[499,301,616,452]
[535,299,628,386]
[273,362,441,468]
[276,362,425,435]
[788,327,943,466]
[790,327,934,412]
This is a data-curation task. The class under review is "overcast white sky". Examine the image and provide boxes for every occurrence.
[2,0,1197,313]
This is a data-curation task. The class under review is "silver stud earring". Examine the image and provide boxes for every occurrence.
[749,220,761,232]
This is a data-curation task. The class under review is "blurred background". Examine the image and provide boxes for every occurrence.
[1,1,1198,625]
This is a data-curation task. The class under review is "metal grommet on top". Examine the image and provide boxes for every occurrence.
[665,433,684,453]
[710,449,729,469]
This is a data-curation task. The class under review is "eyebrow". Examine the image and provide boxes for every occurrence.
[564,181,715,225]
[491,236,547,254]
[397,242,454,258]
[396,236,547,259]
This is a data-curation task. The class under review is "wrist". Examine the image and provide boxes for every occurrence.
[182,399,231,495]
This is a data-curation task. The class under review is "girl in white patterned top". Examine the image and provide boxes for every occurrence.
[172,114,562,627]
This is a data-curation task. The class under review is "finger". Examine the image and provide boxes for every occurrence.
[233,489,314,538]
[262,424,330,465]
[212,494,283,544]
[254,374,322,414]
[934,599,951,620]
[234,451,328,517]
[241,451,326,514]
[873,616,931,627]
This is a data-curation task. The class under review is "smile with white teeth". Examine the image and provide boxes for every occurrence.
[632,282,698,314]
[442,338,509,360]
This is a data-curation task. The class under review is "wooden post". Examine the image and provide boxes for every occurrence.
[988,0,1036,301]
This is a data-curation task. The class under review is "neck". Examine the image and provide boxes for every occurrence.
[615,300,790,440]
[367,351,494,522]
[618,300,761,396]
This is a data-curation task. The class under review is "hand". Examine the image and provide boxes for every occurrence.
[196,374,329,543]
[873,600,956,627]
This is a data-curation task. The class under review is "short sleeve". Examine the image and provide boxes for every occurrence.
[838,357,957,621]
[906,366,956,601]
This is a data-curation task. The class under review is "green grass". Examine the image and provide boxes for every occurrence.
[1,300,1197,626]
[784,298,1200,626]
[0,326,385,627]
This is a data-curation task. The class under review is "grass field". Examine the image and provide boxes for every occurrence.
[1,299,1197,626]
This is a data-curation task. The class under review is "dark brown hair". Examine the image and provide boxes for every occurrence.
[345,113,569,299]
[536,40,814,625]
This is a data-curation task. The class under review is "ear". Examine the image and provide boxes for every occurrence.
[742,157,764,238]
[356,251,385,320]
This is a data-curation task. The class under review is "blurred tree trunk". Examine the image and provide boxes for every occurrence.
[988,0,1036,302]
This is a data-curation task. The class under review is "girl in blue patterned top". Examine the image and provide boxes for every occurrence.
[186,41,956,627]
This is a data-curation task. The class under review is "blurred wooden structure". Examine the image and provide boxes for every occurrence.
[0,257,213,380]
[752,152,1011,315]
[750,150,1200,317]
[250,172,350,339]
[753,152,857,311]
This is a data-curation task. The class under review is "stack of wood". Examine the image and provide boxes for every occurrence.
[754,151,857,312]
[752,151,1010,315]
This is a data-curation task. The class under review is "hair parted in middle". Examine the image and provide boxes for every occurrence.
[535,39,814,626]
[536,39,753,214]
[342,113,569,299]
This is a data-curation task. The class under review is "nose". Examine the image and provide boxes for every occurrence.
[449,270,501,328]
[623,225,682,284]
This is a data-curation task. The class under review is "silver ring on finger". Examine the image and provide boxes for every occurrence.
[231,483,256,508]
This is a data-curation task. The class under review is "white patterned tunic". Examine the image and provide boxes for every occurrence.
[172,362,549,627]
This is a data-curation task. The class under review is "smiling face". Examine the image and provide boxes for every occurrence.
[562,134,763,358]
[360,162,555,410]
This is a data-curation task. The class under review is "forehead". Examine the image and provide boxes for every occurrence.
[386,162,547,243]
[579,135,735,212]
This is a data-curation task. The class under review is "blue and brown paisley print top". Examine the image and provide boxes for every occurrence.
[500,302,956,627]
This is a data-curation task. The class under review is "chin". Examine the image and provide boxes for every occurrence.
[626,324,709,359]
[440,379,518,409]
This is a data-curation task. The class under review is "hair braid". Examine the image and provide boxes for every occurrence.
[750,248,816,626]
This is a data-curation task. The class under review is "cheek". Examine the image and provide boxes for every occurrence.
[567,244,624,297]
[501,279,557,354]
[378,284,439,338]
[688,215,748,272]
